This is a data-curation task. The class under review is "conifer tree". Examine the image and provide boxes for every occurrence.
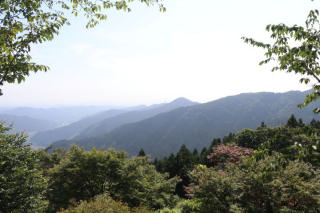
[287,114,298,128]
[138,148,146,156]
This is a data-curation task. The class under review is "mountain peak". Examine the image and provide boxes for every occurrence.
[170,97,194,105]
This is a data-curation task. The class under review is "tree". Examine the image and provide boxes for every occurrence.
[186,154,320,212]
[0,0,165,95]
[0,123,48,212]
[47,146,179,211]
[57,194,154,213]
[310,118,320,128]
[47,146,127,212]
[259,121,267,129]
[298,118,305,127]
[243,7,320,113]
[174,144,195,197]
[207,144,253,168]
[138,148,146,156]
[286,114,298,128]
[117,156,179,209]
[57,194,132,213]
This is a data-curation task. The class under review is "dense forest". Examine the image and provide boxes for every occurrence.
[1,114,320,212]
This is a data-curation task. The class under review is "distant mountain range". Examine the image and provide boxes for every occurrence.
[0,114,57,135]
[2,106,114,125]
[30,98,198,148]
[76,97,198,139]
[49,90,320,158]
[30,109,126,147]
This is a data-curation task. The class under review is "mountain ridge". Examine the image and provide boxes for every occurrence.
[49,90,319,158]
[0,114,57,135]
[31,97,197,147]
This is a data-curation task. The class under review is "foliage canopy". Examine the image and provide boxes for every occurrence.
[0,123,48,213]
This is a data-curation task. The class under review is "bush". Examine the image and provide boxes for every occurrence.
[47,147,179,211]
[0,123,48,213]
[187,154,320,212]
[47,146,127,212]
[186,165,238,212]
[159,207,182,213]
[207,143,253,167]
[58,194,156,213]
[180,199,201,213]
[115,156,180,209]
[58,194,149,213]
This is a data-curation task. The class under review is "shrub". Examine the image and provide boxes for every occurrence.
[58,194,131,213]
[180,199,201,213]
[58,194,156,213]
[47,146,127,212]
[47,147,179,211]
[0,123,48,213]
[187,154,320,212]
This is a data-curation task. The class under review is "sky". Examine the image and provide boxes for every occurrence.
[0,0,317,107]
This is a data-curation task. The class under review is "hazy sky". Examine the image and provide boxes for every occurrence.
[0,0,317,107]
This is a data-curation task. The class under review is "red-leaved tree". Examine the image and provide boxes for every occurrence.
[207,144,253,167]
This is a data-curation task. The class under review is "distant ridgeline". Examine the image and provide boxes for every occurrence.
[0,114,57,134]
[46,90,320,158]
[31,97,198,147]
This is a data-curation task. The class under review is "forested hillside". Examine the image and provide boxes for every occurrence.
[3,106,111,125]
[50,90,320,158]
[32,97,197,147]
[30,109,126,148]
[76,97,197,138]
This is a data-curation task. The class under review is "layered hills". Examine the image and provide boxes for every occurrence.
[50,90,320,158]
[0,114,57,135]
[31,97,197,147]
[30,109,126,147]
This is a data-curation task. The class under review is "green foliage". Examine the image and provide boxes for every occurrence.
[159,207,181,213]
[114,156,180,209]
[47,146,127,212]
[287,114,298,128]
[187,164,238,213]
[180,199,202,213]
[310,118,320,128]
[0,0,165,95]
[154,145,199,198]
[187,155,320,212]
[243,7,320,113]
[57,193,155,213]
[0,123,48,213]
[35,147,67,175]
[238,155,320,212]
[46,146,179,211]
[236,127,273,149]
[138,148,146,156]
[236,124,320,166]
[222,132,235,143]
[259,121,267,128]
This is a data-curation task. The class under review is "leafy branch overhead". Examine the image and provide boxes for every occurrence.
[242,9,320,113]
[0,0,165,95]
